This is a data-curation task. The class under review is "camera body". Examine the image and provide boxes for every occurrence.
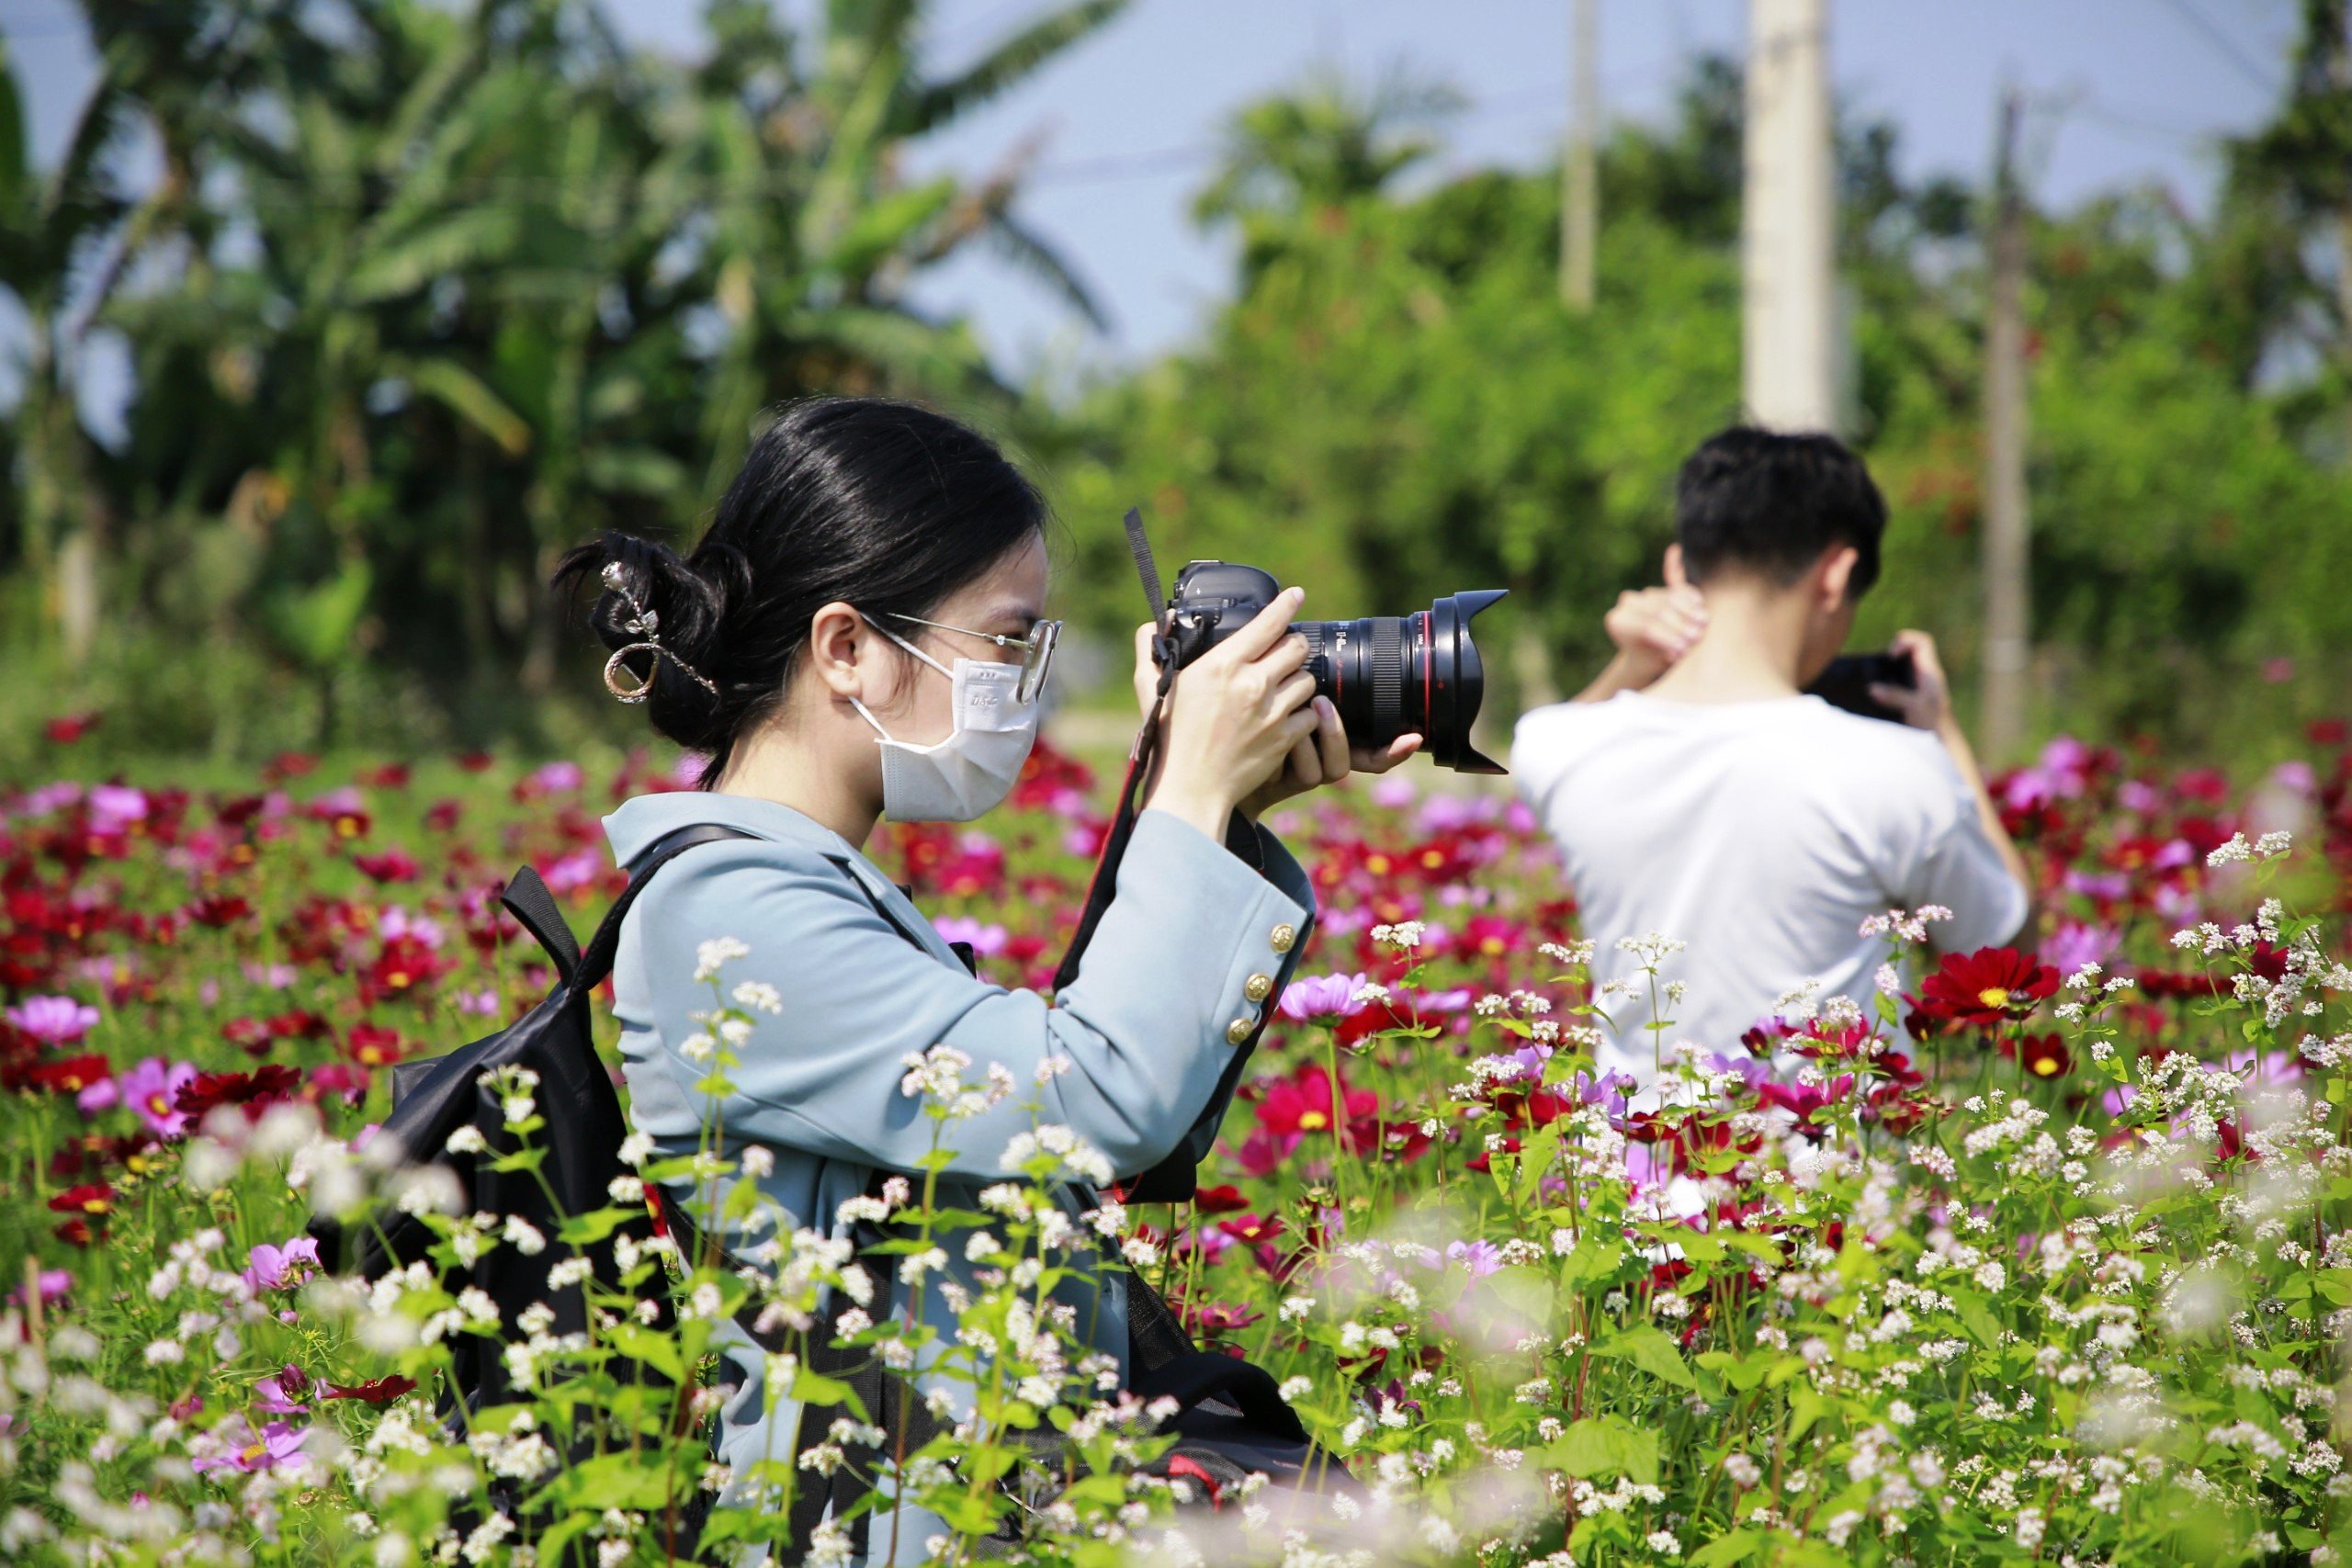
[1805,649,1917,724]
[1160,560,1509,773]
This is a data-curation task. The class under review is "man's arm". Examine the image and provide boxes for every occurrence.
[1870,629,2034,940]
[1572,563,1709,703]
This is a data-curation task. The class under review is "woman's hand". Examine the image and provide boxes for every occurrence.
[1131,591,1321,842]
[1238,697,1419,819]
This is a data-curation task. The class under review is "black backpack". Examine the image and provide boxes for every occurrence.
[316,819,1363,1560]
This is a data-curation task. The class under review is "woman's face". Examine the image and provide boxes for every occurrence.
[866,529,1050,746]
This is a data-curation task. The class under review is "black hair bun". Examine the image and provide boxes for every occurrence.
[578,529,731,748]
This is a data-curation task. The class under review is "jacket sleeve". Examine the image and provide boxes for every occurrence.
[1156,812,1318,1172]
[629,807,1312,1181]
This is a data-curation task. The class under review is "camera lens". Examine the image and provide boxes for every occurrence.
[1296,590,1508,773]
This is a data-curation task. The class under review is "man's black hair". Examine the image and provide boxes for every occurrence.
[1673,425,1886,597]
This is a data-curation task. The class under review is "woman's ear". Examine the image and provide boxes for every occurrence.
[807,602,868,700]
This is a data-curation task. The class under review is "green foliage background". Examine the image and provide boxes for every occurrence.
[1,1,2347,775]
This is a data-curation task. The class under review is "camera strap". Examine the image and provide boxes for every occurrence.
[1052,510,1179,998]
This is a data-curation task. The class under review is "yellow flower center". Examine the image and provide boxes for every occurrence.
[2031,1057,2061,1077]
[1298,1111,1329,1131]
[1977,987,2011,1010]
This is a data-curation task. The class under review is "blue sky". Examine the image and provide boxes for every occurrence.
[0,0,2307,411]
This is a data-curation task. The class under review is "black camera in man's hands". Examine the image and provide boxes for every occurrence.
[1158,560,1510,773]
[1806,649,1917,724]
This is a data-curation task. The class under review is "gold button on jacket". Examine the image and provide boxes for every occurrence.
[1242,973,1274,1002]
[1268,922,1297,953]
[1225,1015,1255,1045]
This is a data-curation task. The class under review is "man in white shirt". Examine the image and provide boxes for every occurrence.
[1510,426,2030,1091]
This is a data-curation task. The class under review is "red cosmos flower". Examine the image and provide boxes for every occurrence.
[1756,1076,1857,1140]
[352,850,421,884]
[27,1054,111,1096]
[185,894,253,928]
[323,1375,418,1404]
[48,1182,113,1217]
[1334,998,1418,1050]
[356,763,411,789]
[361,938,450,1002]
[44,710,102,743]
[175,1063,301,1122]
[424,799,465,832]
[2000,1031,2073,1080]
[1917,945,2060,1027]
[1254,1064,1376,1142]
[1191,1184,1250,1215]
[345,1024,403,1067]
[1173,1296,1263,1337]
[1456,915,1521,962]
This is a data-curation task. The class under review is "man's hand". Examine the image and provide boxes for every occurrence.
[1870,628,1955,736]
[1875,626,2034,908]
[1574,550,1707,703]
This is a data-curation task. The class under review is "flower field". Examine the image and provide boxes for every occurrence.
[2,729,2350,1566]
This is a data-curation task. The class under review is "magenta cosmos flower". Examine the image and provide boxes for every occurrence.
[118,1057,200,1138]
[6,995,100,1045]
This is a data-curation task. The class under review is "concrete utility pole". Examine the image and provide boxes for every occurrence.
[1981,84,2031,761]
[1740,0,1838,432]
[1561,0,1599,312]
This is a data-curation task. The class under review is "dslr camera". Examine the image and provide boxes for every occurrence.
[1157,561,1509,773]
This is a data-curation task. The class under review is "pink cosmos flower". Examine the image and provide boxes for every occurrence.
[188,1415,310,1475]
[254,1365,311,1415]
[377,907,445,947]
[6,1269,69,1309]
[87,784,149,831]
[6,995,100,1044]
[932,915,1009,957]
[2041,920,2118,978]
[533,761,583,793]
[1276,972,1370,1022]
[120,1057,200,1137]
[540,847,605,894]
[243,1235,322,1293]
[1370,775,1417,809]
[1445,1239,1503,1278]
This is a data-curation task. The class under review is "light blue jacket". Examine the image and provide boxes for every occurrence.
[600,789,1316,1564]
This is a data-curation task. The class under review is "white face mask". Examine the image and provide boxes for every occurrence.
[849,621,1041,822]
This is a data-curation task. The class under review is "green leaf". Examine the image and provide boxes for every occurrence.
[401,356,531,456]
[1591,1325,1696,1390]
[1557,1234,1624,1287]
[1688,1530,1764,1567]
[607,1325,684,1383]
[1951,1289,2003,1349]
[1550,1415,1659,1483]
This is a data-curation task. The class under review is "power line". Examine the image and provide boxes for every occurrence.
[2147,0,2281,92]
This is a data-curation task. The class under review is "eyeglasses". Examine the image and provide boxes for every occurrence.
[886,611,1063,704]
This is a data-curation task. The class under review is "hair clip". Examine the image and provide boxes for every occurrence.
[600,559,719,704]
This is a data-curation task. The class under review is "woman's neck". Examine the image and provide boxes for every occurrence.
[708,728,880,851]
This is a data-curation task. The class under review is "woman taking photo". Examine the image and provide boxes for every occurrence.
[551,396,1415,1562]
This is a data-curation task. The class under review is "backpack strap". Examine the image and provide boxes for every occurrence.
[574,822,763,993]
[498,864,582,986]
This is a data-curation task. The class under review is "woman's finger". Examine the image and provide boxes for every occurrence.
[1207,584,1306,664]
[1256,630,1311,678]
[1272,669,1318,716]
[1313,697,1350,782]
[1284,730,1321,790]
[1352,732,1422,772]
